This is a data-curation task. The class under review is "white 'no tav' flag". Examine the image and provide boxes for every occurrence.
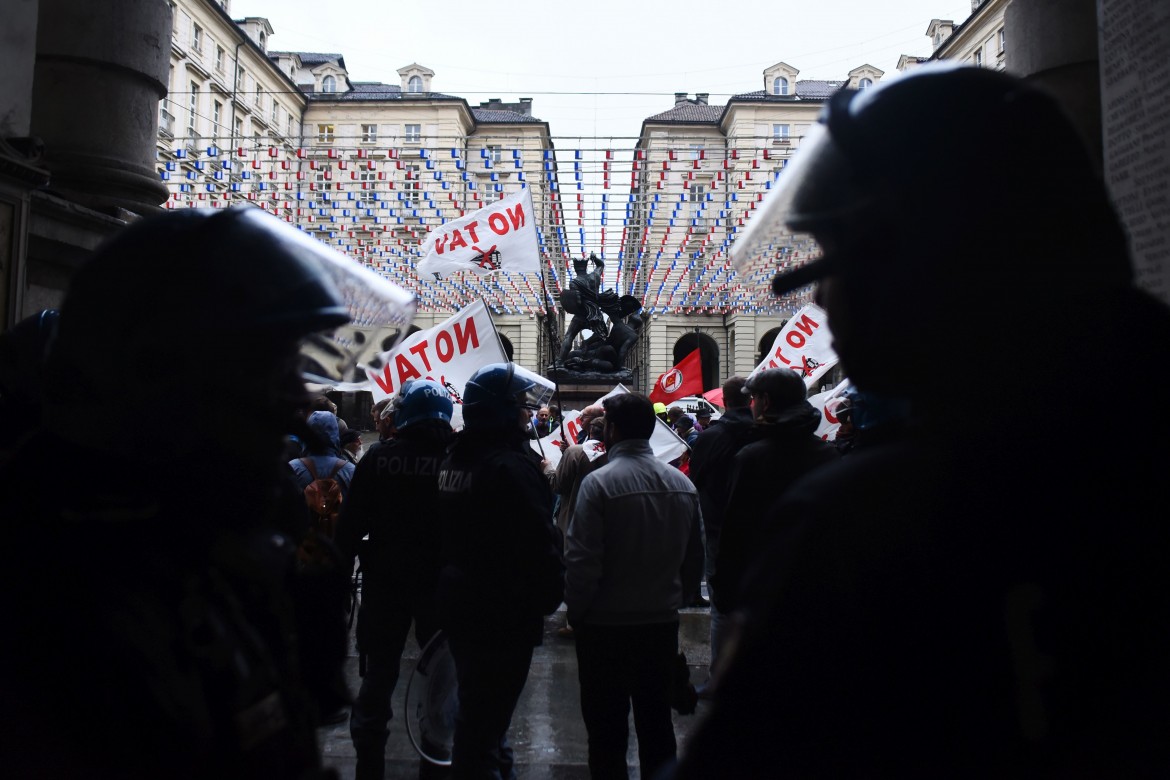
[417,187,541,279]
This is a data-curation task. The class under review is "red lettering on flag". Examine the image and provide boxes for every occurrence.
[454,317,479,353]
[395,353,422,384]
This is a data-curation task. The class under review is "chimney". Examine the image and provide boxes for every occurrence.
[519,97,533,115]
[695,93,709,105]
[674,92,688,105]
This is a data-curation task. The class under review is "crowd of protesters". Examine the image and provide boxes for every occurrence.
[1,64,1167,780]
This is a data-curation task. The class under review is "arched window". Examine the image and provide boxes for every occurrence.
[773,76,789,96]
[859,78,873,90]
[408,75,423,93]
[322,75,336,93]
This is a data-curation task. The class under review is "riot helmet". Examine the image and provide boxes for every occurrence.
[461,362,554,432]
[732,64,1131,400]
[729,63,1130,298]
[395,379,453,430]
[43,207,414,461]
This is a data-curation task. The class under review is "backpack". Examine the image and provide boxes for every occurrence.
[297,457,347,568]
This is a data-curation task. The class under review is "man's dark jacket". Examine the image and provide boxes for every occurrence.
[711,401,839,613]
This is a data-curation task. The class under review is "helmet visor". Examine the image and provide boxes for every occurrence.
[511,364,557,411]
[290,226,417,390]
[728,122,844,295]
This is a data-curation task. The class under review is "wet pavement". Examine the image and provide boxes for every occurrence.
[317,600,714,779]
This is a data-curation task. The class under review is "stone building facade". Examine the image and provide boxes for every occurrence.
[5,0,1163,411]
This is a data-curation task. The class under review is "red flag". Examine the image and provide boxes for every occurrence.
[649,348,703,406]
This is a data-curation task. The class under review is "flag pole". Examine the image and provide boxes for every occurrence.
[538,253,569,446]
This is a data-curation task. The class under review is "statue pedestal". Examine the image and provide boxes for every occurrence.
[547,367,634,410]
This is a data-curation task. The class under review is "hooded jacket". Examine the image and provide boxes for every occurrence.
[289,411,355,496]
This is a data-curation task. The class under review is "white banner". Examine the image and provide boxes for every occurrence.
[602,385,690,463]
[530,410,582,469]
[529,384,689,467]
[365,299,506,407]
[749,303,838,390]
[809,378,852,441]
[417,187,541,279]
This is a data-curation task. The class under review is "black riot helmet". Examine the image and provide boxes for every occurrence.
[461,361,555,434]
[43,206,414,461]
[732,64,1133,400]
[732,63,1131,300]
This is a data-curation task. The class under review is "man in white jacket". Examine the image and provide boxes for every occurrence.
[565,392,701,779]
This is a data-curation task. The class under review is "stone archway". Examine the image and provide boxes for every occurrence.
[756,320,787,366]
[498,332,515,362]
[672,331,720,392]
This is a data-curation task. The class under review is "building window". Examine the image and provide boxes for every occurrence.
[773,123,791,144]
[408,75,423,93]
[483,187,501,205]
[361,123,378,143]
[359,171,377,203]
[689,183,706,210]
[212,100,222,136]
[236,68,246,92]
[318,123,335,143]
[689,144,704,160]
[159,101,175,137]
[271,100,279,124]
[322,75,336,93]
[187,81,200,138]
[215,45,225,73]
[255,85,263,108]
[192,23,203,53]
[160,65,176,137]
[773,76,789,96]
[486,145,502,163]
[973,49,983,67]
[998,28,1005,52]
[858,77,873,90]
[405,164,421,205]
[316,167,333,202]
[234,117,242,140]
[405,123,421,143]
[287,115,294,137]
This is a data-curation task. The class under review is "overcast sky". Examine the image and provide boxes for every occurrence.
[232,0,976,142]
